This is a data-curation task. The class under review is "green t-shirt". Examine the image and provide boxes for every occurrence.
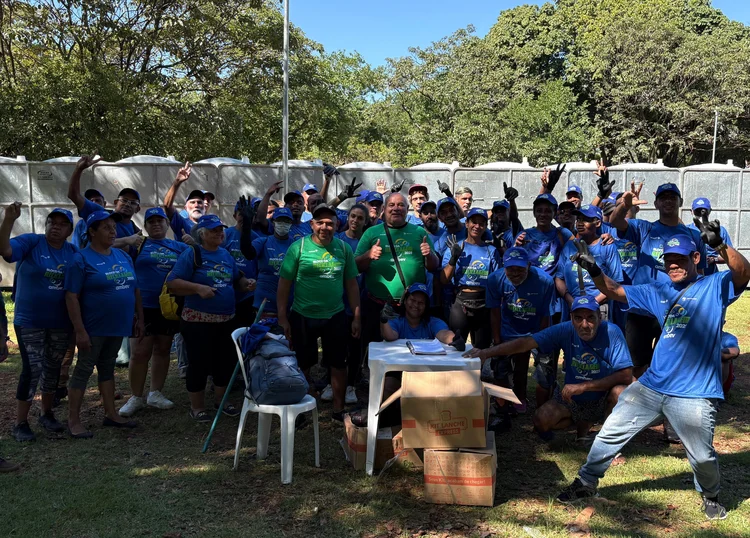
[279,235,358,319]
[353,222,434,301]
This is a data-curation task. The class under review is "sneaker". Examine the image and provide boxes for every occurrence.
[147,391,175,410]
[513,400,528,414]
[119,396,146,417]
[38,412,65,433]
[12,422,36,442]
[320,384,333,402]
[215,403,240,417]
[189,409,213,423]
[345,386,358,405]
[701,496,727,520]
[556,478,599,504]
[0,457,20,473]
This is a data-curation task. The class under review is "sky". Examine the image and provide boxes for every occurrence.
[293,0,750,67]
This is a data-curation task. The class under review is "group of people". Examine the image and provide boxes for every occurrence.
[0,157,746,522]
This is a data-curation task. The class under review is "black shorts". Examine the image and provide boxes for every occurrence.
[289,309,348,370]
[143,307,180,337]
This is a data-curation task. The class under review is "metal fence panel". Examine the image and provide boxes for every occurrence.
[394,168,452,206]
[683,170,740,209]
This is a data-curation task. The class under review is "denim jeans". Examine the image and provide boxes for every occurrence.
[579,381,720,497]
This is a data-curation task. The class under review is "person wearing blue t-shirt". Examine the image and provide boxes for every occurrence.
[162,162,206,244]
[688,198,733,276]
[255,184,312,242]
[167,214,255,423]
[72,189,107,248]
[608,183,708,377]
[119,208,190,419]
[486,247,556,411]
[555,230,750,519]
[381,283,458,344]
[405,184,430,227]
[441,208,500,349]
[434,197,472,318]
[720,331,740,398]
[489,198,523,254]
[565,185,583,209]
[515,194,574,277]
[417,201,447,318]
[64,210,144,438]
[1,205,78,441]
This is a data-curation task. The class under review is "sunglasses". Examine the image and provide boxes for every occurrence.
[117,198,140,207]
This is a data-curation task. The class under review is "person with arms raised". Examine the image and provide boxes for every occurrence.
[688,197,733,276]
[255,182,312,241]
[163,162,206,244]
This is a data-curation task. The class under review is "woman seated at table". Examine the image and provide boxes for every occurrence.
[380,283,457,344]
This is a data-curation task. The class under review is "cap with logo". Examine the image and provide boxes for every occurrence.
[437,197,459,213]
[574,204,603,220]
[493,200,510,211]
[118,188,140,201]
[365,192,384,204]
[272,207,293,221]
[194,214,226,230]
[503,247,530,268]
[49,208,74,224]
[86,210,122,229]
[533,193,558,209]
[655,183,681,199]
[303,183,319,194]
[692,197,712,212]
[566,185,583,196]
[355,190,371,203]
[406,282,430,298]
[570,295,600,312]
[466,207,488,220]
[145,207,168,221]
[663,234,697,256]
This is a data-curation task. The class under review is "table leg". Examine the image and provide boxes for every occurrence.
[365,362,386,476]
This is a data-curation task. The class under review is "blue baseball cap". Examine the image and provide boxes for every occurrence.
[692,197,712,212]
[144,207,168,221]
[493,200,510,211]
[503,247,530,268]
[194,214,226,230]
[437,197,459,213]
[655,183,681,199]
[302,183,318,193]
[86,210,122,229]
[406,282,430,298]
[663,234,697,256]
[571,295,600,312]
[419,200,437,213]
[355,190,371,203]
[84,189,104,201]
[283,190,304,204]
[272,207,293,221]
[251,196,262,207]
[533,193,558,209]
[566,185,583,196]
[49,208,74,225]
[574,204,603,220]
[118,188,140,201]
[466,207,488,221]
[365,192,384,204]
[610,191,623,201]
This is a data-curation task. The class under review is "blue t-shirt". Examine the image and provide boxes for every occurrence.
[72,219,88,248]
[223,227,258,305]
[624,271,740,399]
[407,214,422,226]
[167,246,240,316]
[721,331,738,352]
[336,231,364,315]
[486,266,555,340]
[65,246,138,337]
[516,226,573,276]
[388,316,449,340]
[252,234,296,311]
[170,212,195,243]
[301,211,312,223]
[687,223,733,276]
[132,238,189,309]
[441,241,501,288]
[6,234,78,329]
[534,321,633,402]
[625,219,707,285]
[557,241,623,298]
[79,199,135,238]
[611,232,639,284]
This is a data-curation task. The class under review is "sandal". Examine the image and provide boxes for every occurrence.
[189,409,212,423]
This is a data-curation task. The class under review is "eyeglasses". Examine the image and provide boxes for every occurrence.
[117,198,140,207]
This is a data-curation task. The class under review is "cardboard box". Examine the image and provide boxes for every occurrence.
[423,432,497,507]
[378,370,519,449]
[341,414,395,471]
[391,430,424,469]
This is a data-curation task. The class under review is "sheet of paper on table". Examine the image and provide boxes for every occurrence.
[406,339,447,355]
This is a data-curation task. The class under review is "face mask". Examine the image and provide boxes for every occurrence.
[274,221,292,236]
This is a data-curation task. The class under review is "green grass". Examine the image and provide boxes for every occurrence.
[1,293,750,537]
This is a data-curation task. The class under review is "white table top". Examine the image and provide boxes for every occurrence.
[368,339,476,366]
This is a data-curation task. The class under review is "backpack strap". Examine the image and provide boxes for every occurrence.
[191,244,202,272]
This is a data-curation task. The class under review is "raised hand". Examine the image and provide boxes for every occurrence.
[503,182,519,202]
[693,213,726,250]
[376,179,388,194]
[570,239,602,278]
[75,154,101,172]
[369,238,382,260]
[600,200,616,216]
[446,234,463,265]
[621,191,648,210]
[514,231,528,247]
[338,176,362,201]
[380,303,399,323]
[266,180,283,197]
[420,235,431,257]
[630,179,644,200]
[175,162,192,183]
[437,179,453,198]
[391,177,406,193]
[323,163,339,177]
[545,163,566,192]
[594,159,615,199]
[3,202,22,222]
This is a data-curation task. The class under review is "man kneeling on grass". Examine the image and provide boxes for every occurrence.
[465,295,632,443]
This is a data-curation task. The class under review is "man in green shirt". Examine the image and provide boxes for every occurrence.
[354,192,439,360]
[278,205,361,420]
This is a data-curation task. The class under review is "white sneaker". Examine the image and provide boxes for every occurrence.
[345,386,358,405]
[119,396,145,417]
[320,384,333,402]
[147,391,175,410]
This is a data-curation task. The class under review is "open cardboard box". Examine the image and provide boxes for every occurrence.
[341,414,396,471]
[377,369,519,449]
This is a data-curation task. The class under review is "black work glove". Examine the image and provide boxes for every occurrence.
[600,200,615,216]
[503,182,519,202]
[446,234,463,265]
[323,163,339,177]
[570,239,602,278]
[595,168,615,199]
[547,163,566,192]
[437,180,453,198]
[449,330,466,352]
[380,303,399,324]
[238,195,256,231]
[337,176,362,201]
[490,221,505,250]
[693,213,726,250]
[391,178,406,193]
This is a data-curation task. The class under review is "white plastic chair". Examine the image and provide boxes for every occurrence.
[231,328,320,484]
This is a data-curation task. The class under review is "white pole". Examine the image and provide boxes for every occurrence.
[282,0,290,192]
[712,109,718,163]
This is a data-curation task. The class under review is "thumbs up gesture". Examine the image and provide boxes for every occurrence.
[420,235,431,257]
[369,238,382,260]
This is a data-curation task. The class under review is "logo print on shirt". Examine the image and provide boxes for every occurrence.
[572,352,601,375]
[313,251,342,280]
[664,304,690,337]
[207,264,231,286]
[105,264,134,289]
[508,298,537,320]
[393,238,413,260]
[151,247,178,268]
[464,259,488,282]
[44,263,66,290]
